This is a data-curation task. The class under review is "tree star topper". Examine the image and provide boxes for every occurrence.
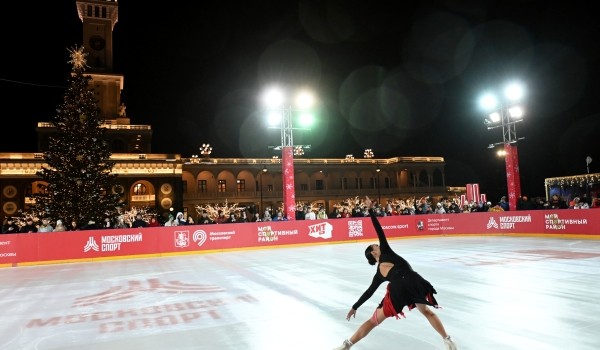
[68,46,89,70]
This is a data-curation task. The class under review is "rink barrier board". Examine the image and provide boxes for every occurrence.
[2,232,598,269]
[1,210,598,268]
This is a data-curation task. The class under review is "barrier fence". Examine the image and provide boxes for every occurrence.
[1,210,598,267]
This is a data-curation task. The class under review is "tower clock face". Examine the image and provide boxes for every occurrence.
[89,35,106,51]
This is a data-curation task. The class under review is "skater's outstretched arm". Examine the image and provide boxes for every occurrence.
[351,274,384,313]
[365,196,391,253]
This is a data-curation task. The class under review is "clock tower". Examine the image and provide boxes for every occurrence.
[75,0,118,71]
[36,0,152,153]
[74,0,125,121]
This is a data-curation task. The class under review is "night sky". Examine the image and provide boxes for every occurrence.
[2,0,599,202]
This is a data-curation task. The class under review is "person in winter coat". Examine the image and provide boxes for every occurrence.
[175,212,187,225]
[2,217,20,234]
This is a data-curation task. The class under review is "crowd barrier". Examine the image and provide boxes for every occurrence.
[1,210,598,267]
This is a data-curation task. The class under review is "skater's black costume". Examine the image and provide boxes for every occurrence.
[352,209,439,318]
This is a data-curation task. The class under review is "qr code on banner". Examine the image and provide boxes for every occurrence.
[348,220,363,238]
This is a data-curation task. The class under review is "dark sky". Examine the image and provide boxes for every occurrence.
[2,0,599,202]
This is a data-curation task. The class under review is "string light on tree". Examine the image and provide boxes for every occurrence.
[67,45,88,70]
[364,149,374,159]
[194,200,245,221]
[31,45,122,224]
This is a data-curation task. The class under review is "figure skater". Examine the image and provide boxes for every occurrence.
[333,196,457,350]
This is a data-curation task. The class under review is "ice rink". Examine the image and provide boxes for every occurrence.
[1,235,599,350]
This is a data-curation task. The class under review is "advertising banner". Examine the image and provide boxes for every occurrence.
[1,210,598,267]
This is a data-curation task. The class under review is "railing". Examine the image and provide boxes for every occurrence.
[37,122,151,130]
[0,153,179,161]
[131,195,156,202]
[181,156,445,165]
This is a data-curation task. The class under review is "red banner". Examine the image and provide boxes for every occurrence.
[282,146,296,220]
[466,183,480,203]
[504,143,522,211]
[1,210,598,267]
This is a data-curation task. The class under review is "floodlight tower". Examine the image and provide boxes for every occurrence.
[263,87,315,220]
[480,82,526,211]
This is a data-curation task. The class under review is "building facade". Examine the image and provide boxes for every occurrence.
[0,0,462,221]
[0,152,457,221]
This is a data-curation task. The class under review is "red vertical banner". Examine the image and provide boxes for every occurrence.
[473,183,480,203]
[282,146,296,220]
[511,145,521,205]
[504,143,521,211]
[465,183,480,203]
[466,184,474,202]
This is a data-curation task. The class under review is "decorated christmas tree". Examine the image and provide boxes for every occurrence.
[33,46,122,225]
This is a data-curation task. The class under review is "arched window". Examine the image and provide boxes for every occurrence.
[36,183,48,195]
[133,183,147,195]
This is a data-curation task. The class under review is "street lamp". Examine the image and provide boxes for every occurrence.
[263,87,316,220]
[259,166,267,217]
[479,82,526,211]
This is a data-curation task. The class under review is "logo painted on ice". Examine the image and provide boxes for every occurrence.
[174,231,189,248]
[193,230,207,247]
[486,217,499,229]
[72,278,225,307]
[308,222,333,239]
[83,237,100,252]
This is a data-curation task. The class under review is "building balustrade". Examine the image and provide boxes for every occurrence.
[131,194,156,202]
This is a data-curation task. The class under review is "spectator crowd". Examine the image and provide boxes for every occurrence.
[2,193,599,234]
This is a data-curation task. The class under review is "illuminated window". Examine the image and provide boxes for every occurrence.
[237,179,245,192]
[38,184,48,195]
[133,183,147,195]
[218,180,226,193]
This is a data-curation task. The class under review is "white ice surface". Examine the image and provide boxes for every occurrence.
[1,236,599,350]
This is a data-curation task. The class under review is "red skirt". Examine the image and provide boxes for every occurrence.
[379,271,439,319]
